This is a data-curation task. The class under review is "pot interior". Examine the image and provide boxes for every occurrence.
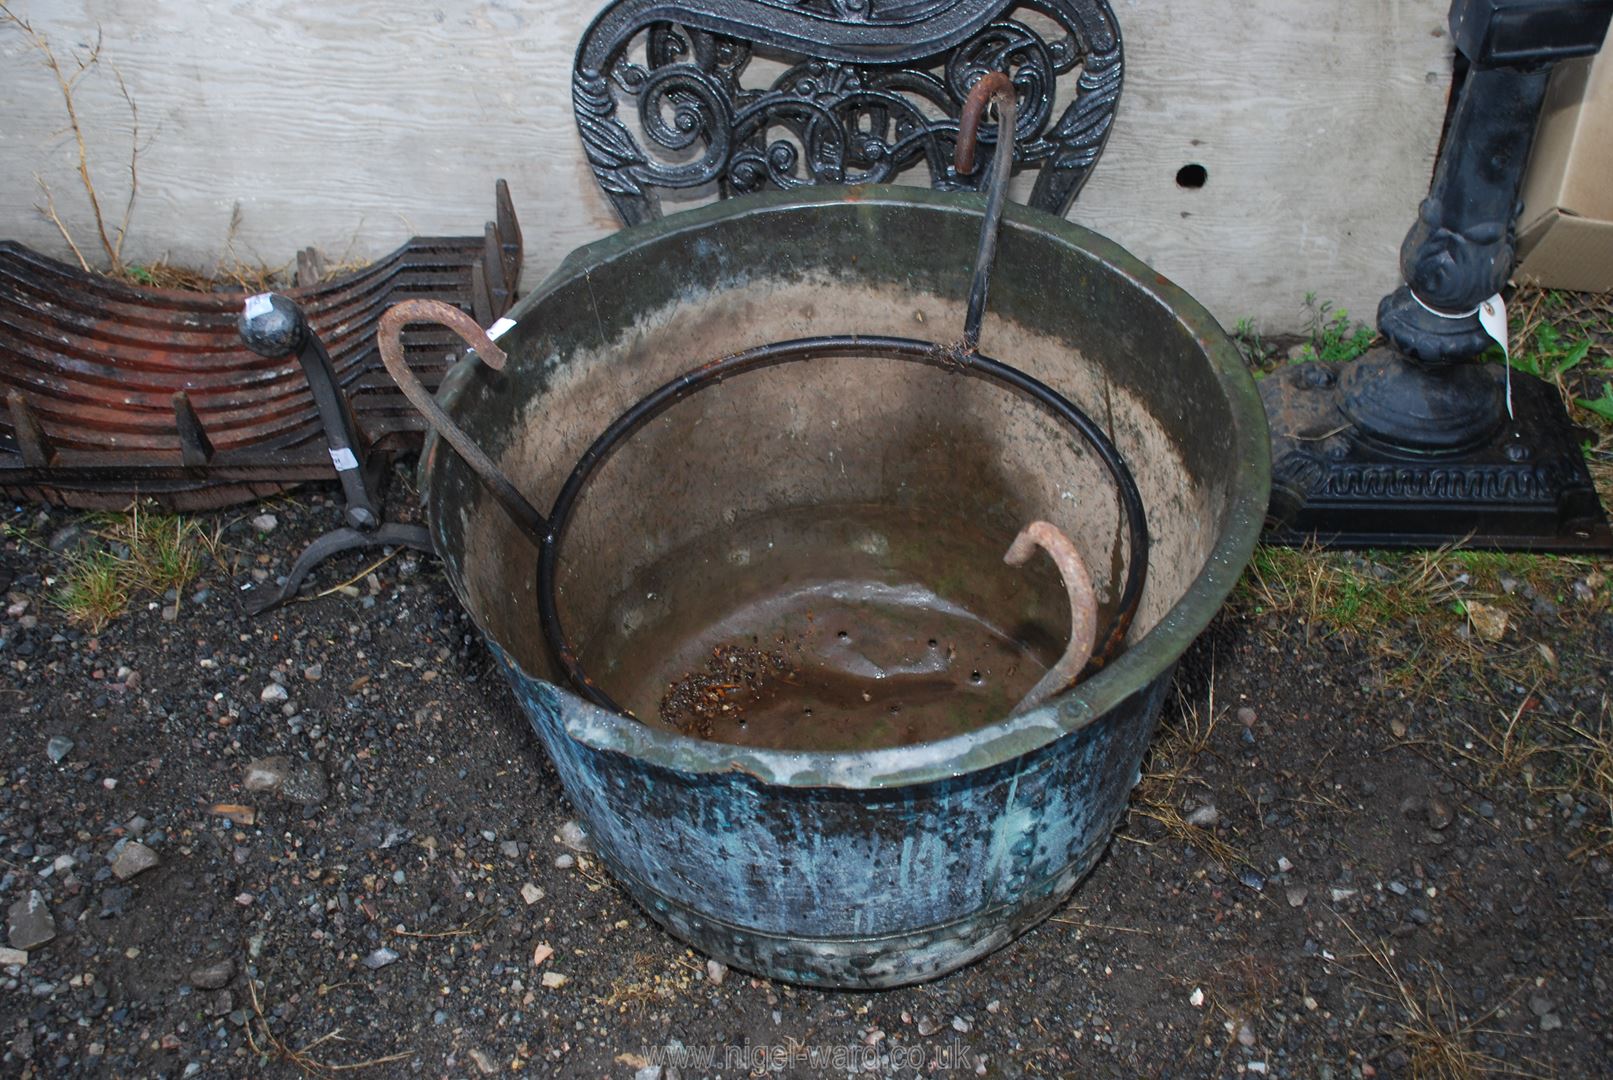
[548,345,1132,750]
[424,191,1262,760]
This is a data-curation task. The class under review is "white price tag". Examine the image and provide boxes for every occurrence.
[243,293,274,320]
[328,446,359,472]
[487,316,516,341]
[1477,293,1511,419]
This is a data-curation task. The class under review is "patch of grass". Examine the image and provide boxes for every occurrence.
[1292,293,1376,364]
[1501,287,1613,439]
[50,503,208,631]
[54,548,131,633]
[1235,545,1436,634]
[1579,382,1613,422]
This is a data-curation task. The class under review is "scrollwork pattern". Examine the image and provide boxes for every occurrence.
[574,0,1122,224]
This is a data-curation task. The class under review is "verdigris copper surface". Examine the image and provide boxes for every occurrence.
[418,186,1268,987]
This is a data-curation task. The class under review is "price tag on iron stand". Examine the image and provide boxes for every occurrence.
[1477,293,1511,419]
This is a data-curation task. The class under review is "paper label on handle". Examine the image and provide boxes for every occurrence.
[1478,293,1511,419]
[243,293,274,320]
[487,316,516,341]
[328,446,359,472]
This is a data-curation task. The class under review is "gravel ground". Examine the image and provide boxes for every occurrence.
[2,485,1611,1079]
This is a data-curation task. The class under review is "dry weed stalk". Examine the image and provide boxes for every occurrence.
[1128,664,1248,868]
[246,979,413,1076]
[1327,916,1548,1080]
[1,3,141,274]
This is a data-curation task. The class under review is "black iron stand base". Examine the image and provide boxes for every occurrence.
[1261,352,1613,553]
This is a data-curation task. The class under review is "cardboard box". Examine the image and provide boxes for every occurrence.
[1515,47,1613,293]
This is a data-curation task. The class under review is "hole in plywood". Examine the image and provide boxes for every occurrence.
[1176,163,1207,189]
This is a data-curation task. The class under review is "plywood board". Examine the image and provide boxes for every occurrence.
[0,0,1452,334]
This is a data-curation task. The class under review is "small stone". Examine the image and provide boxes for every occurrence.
[7,891,55,951]
[362,947,399,970]
[951,1015,971,1033]
[1464,600,1507,641]
[1426,797,1454,831]
[499,841,520,860]
[1539,1013,1563,1032]
[279,761,329,806]
[531,943,554,967]
[1237,706,1257,726]
[558,820,591,853]
[111,842,161,880]
[1330,887,1357,903]
[1236,1021,1256,1047]
[1285,886,1308,908]
[520,883,544,905]
[986,999,1001,1014]
[45,735,74,763]
[635,1067,664,1080]
[1528,994,1553,1017]
[1399,795,1426,820]
[250,514,278,534]
[1388,880,1408,896]
[468,1048,497,1075]
[161,605,179,622]
[259,683,289,704]
[1237,868,1266,892]
[705,959,727,986]
[916,1017,941,1036]
[243,757,291,793]
[1390,718,1408,738]
[189,959,235,990]
[1247,1063,1268,1075]
[1276,856,1294,873]
[1186,805,1219,827]
[303,664,323,682]
[1407,907,1432,926]
[554,854,575,870]
[0,946,28,966]
[1189,987,1205,1008]
[540,971,568,988]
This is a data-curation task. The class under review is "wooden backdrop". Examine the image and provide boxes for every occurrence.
[0,1,1454,333]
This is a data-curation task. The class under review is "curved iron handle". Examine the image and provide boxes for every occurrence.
[954,73,1017,352]
[1004,520,1099,716]
[376,299,549,540]
[955,71,1014,176]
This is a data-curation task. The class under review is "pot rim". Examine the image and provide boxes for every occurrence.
[425,185,1271,789]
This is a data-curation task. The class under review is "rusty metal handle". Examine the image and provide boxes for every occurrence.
[376,299,549,540]
[1004,520,1098,716]
[954,73,1017,352]
[955,71,1014,176]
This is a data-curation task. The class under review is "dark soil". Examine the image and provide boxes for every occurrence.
[3,484,1611,1079]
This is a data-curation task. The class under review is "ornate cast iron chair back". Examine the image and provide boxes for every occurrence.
[573,0,1123,225]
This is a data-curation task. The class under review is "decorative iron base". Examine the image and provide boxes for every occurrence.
[1261,350,1612,552]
